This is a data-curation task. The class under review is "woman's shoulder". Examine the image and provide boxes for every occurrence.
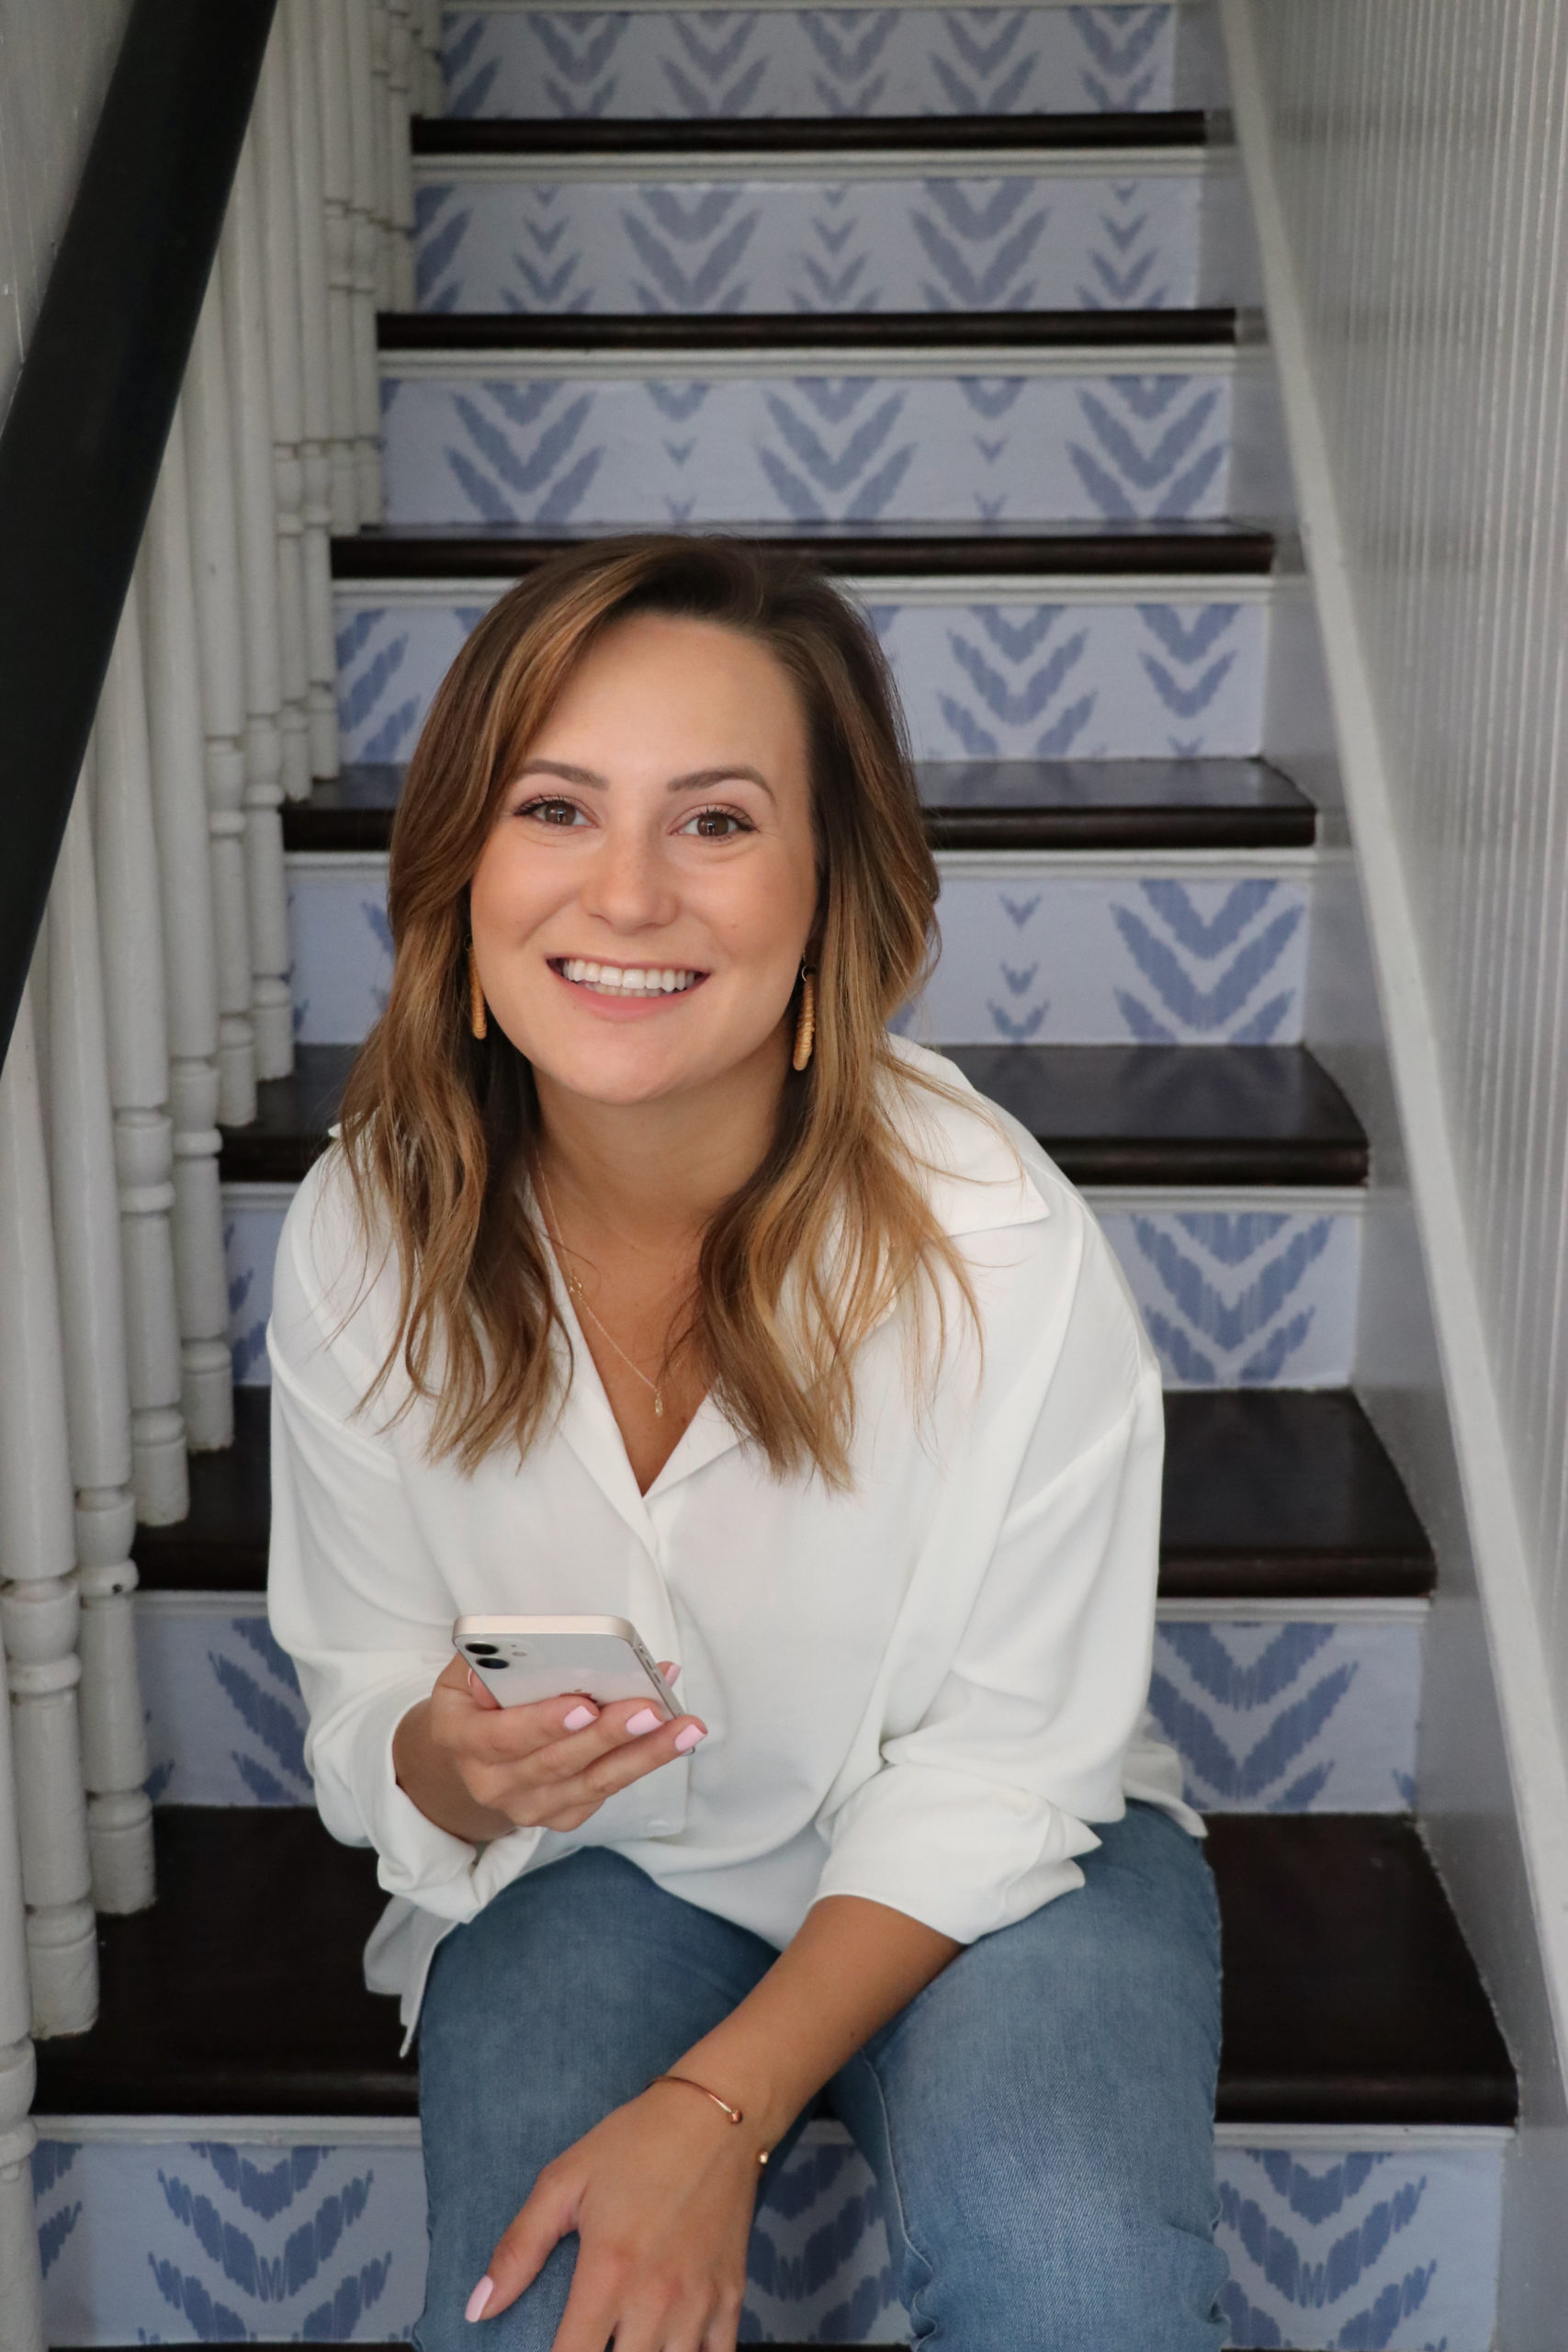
[881,1033,1084,1242]
[272,1136,402,1383]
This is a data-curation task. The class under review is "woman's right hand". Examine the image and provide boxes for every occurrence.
[393,1656,705,1843]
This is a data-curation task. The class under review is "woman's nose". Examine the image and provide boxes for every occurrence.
[577,823,680,932]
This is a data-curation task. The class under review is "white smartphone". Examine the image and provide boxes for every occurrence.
[453,1613,677,1718]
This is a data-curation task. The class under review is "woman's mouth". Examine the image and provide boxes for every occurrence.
[551,957,706,999]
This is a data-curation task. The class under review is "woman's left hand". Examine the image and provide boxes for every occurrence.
[468,2080,764,2351]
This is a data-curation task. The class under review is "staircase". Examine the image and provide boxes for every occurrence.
[28,7,1519,2347]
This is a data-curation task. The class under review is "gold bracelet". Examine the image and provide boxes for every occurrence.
[649,2073,770,2166]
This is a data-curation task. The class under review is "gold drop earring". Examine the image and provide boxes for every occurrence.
[468,942,488,1040]
[792,964,817,1072]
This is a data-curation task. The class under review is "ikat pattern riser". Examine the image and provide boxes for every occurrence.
[440,6,1192,123]
[33,2117,1506,2350]
[378,362,1237,529]
[220,1179,1363,1393]
[334,586,1268,765]
[134,1594,1424,1819]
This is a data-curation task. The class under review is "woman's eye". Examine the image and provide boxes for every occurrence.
[520,797,584,828]
[681,808,750,839]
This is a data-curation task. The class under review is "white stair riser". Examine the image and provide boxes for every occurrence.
[33,2119,1506,2350]
[414,169,1209,315]
[336,589,1269,765]
[223,1181,1361,1392]
[134,1597,1424,1819]
[381,367,1235,529]
[287,854,1312,1050]
[441,6,1184,122]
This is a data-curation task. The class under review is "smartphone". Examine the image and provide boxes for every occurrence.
[453,1613,677,1718]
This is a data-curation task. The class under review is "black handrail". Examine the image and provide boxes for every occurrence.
[0,0,276,1074]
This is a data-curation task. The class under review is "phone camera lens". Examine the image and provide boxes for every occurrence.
[466,1643,499,1657]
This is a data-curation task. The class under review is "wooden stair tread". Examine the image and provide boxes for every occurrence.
[285,756,1317,856]
[410,108,1214,161]
[377,305,1238,354]
[31,1808,1515,2127]
[331,518,1277,582]
[135,1387,1430,1601]
[216,1043,1365,1189]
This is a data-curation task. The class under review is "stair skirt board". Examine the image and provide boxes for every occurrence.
[286,849,1314,1050]
[378,362,1239,531]
[333,584,1269,768]
[31,2115,1506,2350]
[410,167,1214,317]
[438,6,1193,124]
[133,1589,1424,1818]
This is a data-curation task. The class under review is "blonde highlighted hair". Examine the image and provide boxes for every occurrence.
[336,532,973,1487]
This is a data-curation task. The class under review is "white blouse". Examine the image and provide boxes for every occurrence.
[266,1039,1198,2040]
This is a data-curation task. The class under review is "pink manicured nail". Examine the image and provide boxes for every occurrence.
[626,1707,661,1736]
[563,1703,597,1732]
[465,2278,494,2324]
[674,1724,705,1753]
[661,1661,682,1684]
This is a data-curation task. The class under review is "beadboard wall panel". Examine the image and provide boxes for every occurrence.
[0,0,132,429]
[1241,0,1568,1784]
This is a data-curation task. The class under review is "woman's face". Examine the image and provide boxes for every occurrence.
[468,612,820,1110]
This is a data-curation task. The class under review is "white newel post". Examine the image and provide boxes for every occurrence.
[346,0,385,524]
[388,0,415,311]
[141,425,236,1453]
[222,133,297,1082]
[369,0,394,308]
[186,264,260,1127]
[256,26,313,804]
[317,0,361,533]
[283,0,342,779]
[92,604,191,1527]
[0,989,98,2039]
[0,1611,44,2352]
[44,785,156,1915]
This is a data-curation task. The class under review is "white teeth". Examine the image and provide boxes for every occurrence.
[560,958,699,997]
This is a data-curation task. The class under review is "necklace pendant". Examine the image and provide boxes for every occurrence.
[654,1393,664,1419]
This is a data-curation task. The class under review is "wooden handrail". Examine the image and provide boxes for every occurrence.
[0,0,276,1073]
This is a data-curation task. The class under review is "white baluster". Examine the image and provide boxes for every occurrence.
[186,263,259,1126]
[347,0,385,524]
[317,0,361,533]
[284,0,342,779]
[388,0,416,311]
[420,0,444,114]
[0,989,98,2038]
[222,134,297,1083]
[44,782,155,1915]
[141,425,235,1453]
[370,0,394,309]
[256,26,313,804]
[0,1610,44,2352]
[91,605,191,1528]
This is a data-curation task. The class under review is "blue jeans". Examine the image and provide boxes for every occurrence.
[415,1803,1228,2349]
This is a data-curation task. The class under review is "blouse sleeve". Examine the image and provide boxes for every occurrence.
[810,1208,1175,1944]
[265,1157,547,1920]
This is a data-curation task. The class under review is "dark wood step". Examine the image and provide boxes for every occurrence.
[332,518,1277,582]
[378,305,1238,355]
[32,1808,1515,2128]
[411,108,1213,161]
[134,1385,1431,1602]
[285,757,1317,857]
[217,1044,1365,1189]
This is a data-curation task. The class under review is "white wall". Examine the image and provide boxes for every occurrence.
[0,0,132,427]
[1226,5,1568,2340]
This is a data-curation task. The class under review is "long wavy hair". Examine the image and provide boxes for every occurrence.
[335,532,975,1487]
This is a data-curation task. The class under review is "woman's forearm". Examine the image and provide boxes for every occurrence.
[667,1896,963,2152]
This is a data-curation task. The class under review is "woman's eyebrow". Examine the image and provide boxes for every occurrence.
[517,758,775,803]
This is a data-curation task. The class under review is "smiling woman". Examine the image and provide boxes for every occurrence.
[267,533,1229,2352]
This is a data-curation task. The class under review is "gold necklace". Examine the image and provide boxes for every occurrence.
[535,1168,667,1419]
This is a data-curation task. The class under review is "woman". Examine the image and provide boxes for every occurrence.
[267,534,1228,2352]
